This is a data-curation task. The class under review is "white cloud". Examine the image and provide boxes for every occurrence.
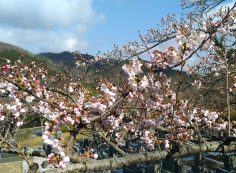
[0,26,89,53]
[0,0,105,53]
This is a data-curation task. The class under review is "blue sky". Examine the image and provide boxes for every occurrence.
[88,0,182,54]
[0,0,183,55]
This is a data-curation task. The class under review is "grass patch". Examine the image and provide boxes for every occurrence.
[76,128,93,141]
[14,128,32,142]
[230,110,236,121]
[15,127,93,148]
[0,161,22,173]
[17,136,43,148]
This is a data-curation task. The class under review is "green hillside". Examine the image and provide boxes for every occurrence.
[0,43,61,76]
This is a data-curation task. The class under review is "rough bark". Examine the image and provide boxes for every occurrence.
[43,141,236,173]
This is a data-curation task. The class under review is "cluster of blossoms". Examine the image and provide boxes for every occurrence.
[0,80,27,126]
[233,76,236,88]
[47,153,70,169]
[151,48,178,69]
[122,59,143,91]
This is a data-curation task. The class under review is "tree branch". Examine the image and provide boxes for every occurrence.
[44,141,236,173]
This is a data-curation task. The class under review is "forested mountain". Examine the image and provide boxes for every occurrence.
[38,51,183,77]
[37,51,94,68]
[0,42,183,81]
[0,42,60,75]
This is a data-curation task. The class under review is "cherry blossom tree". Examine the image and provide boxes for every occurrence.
[0,0,235,172]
